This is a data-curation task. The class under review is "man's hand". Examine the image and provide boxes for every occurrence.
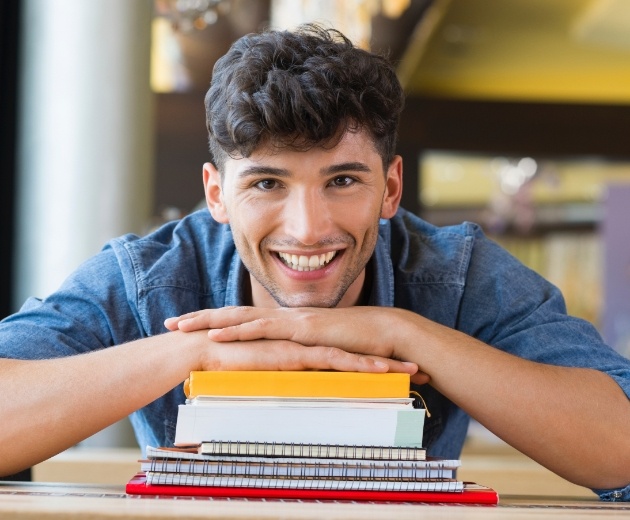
[165,306,430,384]
[196,336,419,376]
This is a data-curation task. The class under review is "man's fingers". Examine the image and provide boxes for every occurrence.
[205,342,391,373]
[207,319,288,342]
[164,311,207,331]
[288,346,389,373]
[202,338,418,375]
[170,307,265,333]
[410,372,431,385]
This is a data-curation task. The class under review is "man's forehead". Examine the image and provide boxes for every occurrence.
[224,130,380,172]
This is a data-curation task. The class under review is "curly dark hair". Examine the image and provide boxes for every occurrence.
[205,24,405,172]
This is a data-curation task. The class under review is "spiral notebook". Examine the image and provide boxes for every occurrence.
[140,459,458,481]
[196,440,428,460]
[141,445,457,480]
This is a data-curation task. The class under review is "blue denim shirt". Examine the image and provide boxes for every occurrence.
[1,208,629,500]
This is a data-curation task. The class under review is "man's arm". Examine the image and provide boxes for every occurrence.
[169,306,630,490]
[0,331,201,476]
[0,328,417,476]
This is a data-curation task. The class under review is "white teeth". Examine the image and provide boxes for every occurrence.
[278,251,337,271]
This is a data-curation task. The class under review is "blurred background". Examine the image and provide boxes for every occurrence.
[1,0,630,453]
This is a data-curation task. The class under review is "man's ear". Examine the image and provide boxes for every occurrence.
[381,155,403,219]
[202,162,229,223]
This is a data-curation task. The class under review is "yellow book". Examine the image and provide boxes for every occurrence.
[183,371,410,399]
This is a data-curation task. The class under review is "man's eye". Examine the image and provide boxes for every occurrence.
[255,179,279,190]
[330,176,355,187]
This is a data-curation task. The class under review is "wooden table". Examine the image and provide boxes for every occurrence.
[0,481,628,520]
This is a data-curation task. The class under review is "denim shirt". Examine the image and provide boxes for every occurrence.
[1,208,629,500]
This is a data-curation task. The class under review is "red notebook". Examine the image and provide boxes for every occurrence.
[125,473,498,505]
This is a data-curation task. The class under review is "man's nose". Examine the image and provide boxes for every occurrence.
[284,190,333,246]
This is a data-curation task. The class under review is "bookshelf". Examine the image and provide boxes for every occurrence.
[418,151,630,330]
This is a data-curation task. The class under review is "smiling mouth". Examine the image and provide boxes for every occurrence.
[277,251,338,272]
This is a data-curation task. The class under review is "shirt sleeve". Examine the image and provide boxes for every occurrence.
[595,484,630,502]
[459,227,630,397]
[0,243,144,360]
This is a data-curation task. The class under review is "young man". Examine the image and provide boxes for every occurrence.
[1,25,629,500]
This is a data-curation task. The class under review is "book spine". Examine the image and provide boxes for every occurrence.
[185,371,410,399]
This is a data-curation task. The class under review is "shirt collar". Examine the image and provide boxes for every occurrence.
[370,218,395,307]
[225,245,249,307]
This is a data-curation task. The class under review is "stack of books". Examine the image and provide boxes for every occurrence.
[126,371,498,504]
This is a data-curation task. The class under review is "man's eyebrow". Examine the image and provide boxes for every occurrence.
[321,162,372,175]
[237,162,372,178]
[237,166,291,178]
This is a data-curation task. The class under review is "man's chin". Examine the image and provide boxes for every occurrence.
[248,269,350,308]
[271,291,343,309]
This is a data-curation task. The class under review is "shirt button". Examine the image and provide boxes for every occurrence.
[612,491,623,499]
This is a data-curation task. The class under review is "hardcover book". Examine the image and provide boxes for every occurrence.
[184,370,412,399]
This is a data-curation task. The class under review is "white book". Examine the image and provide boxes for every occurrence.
[188,396,415,407]
[174,397,425,447]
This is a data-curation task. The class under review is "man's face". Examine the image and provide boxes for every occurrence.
[203,130,402,308]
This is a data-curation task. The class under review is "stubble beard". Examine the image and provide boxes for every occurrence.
[253,266,361,308]
[238,228,379,309]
